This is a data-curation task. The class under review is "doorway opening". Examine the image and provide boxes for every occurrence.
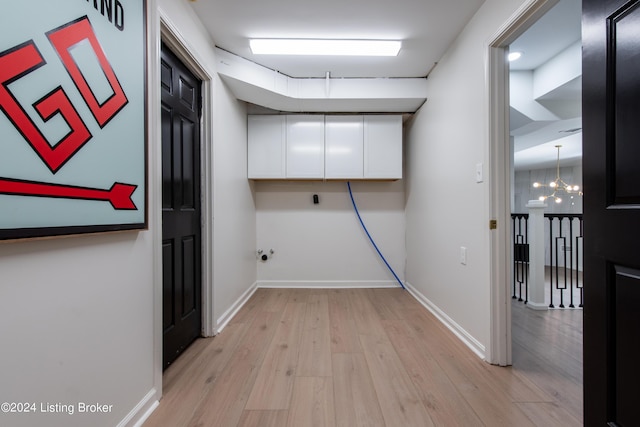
[490,0,583,422]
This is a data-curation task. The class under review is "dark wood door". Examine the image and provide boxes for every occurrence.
[583,0,640,424]
[161,43,202,370]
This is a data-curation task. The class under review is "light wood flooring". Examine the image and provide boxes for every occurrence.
[144,288,582,427]
[511,298,583,424]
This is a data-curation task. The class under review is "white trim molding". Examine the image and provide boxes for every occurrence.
[257,280,403,289]
[215,282,259,334]
[526,301,549,311]
[404,282,486,360]
[122,389,159,427]
[485,0,560,366]
[147,0,164,409]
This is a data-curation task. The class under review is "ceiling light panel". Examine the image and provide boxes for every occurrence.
[249,39,402,56]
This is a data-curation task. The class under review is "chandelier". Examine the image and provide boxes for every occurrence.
[532,145,582,204]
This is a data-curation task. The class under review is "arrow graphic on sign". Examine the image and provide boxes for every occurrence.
[0,177,137,210]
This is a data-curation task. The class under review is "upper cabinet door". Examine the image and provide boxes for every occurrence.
[325,115,364,179]
[248,115,286,179]
[286,115,325,179]
[364,115,403,179]
[248,114,402,180]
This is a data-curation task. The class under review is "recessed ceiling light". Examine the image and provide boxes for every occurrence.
[508,51,523,62]
[249,39,402,56]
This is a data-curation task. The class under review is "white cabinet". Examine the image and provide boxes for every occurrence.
[326,115,402,180]
[325,116,364,179]
[286,115,325,179]
[247,114,402,180]
[248,115,286,179]
[364,115,403,179]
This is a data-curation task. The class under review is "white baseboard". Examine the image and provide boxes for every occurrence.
[526,301,548,311]
[257,280,403,289]
[404,282,486,360]
[215,282,258,334]
[120,389,159,427]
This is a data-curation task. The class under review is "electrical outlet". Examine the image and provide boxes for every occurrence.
[460,246,467,265]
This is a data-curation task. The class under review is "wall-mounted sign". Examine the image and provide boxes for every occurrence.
[0,0,147,240]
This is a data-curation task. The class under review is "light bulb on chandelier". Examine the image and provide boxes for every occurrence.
[532,145,583,204]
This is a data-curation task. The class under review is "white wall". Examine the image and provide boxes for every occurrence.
[256,180,405,287]
[0,1,256,426]
[0,234,155,427]
[533,40,582,99]
[510,70,559,121]
[405,0,533,358]
[211,78,255,324]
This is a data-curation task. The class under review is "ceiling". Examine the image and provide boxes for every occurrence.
[509,0,582,171]
[187,0,582,171]
[509,0,581,72]
[188,0,485,78]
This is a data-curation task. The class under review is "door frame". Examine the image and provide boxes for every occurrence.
[160,14,215,337]
[486,0,559,365]
[151,11,215,397]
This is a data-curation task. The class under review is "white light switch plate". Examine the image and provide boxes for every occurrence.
[476,163,483,183]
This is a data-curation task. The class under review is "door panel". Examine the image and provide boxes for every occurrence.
[162,241,174,332]
[180,117,196,209]
[613,266,640,425]
[181,236,196,316]
[611,1,640,204]
[161,43,202,370]
[583,0,640,424]
[161,104,174,209]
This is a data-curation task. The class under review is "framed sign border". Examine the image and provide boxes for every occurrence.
[0,1,148,242]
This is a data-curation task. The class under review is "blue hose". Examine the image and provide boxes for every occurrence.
[347,182,405,290]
